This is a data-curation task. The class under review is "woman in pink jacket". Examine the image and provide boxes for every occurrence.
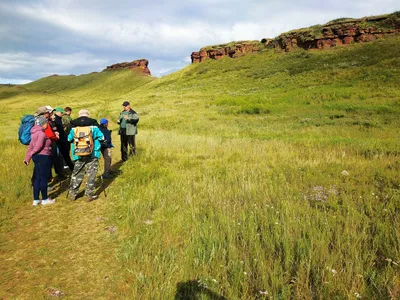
[24,116,56,206]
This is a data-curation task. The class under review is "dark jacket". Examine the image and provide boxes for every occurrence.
[54,115,68,143]
[70,116,99,128]
[99,125,114,148]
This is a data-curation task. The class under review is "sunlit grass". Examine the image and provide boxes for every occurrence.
[0,36,399,298]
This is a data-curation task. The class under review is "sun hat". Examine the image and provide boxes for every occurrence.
[45,105,54,113]
[100,118,109,125]
[35,116,48,126]
[122,101,130,106]
[35,106,48,116]
[78,109,89,117]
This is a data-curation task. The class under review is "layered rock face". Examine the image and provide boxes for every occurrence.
[274,15,400,52]
[191,12,400,63]
[191,42,262,63]
[103,59,151,75]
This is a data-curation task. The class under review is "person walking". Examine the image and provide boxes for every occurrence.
[24,116,56,206]
[68,110,104,202]
[99,118,114,178]
[117,101,139,161]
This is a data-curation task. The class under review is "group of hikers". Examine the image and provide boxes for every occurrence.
[22,101,139,206]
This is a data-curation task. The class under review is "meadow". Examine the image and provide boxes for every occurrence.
[0,36,399,299]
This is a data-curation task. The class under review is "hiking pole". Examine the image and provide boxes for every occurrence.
[100,174,107,197]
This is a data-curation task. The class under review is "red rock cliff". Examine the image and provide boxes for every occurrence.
[273,14,400,52]
[191,41,262,63]
[103,59,151,75]
[191,12,400,62]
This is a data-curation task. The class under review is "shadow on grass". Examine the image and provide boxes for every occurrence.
[48,159,125,199]
[174,280,227,300]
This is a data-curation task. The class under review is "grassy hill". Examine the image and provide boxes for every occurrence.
[1,36,399,298]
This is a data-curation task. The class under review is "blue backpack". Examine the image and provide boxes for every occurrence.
[18,115,35,145]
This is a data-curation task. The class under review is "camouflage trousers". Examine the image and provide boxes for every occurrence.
[69,156,99,197]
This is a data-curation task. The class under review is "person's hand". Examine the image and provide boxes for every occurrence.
[23,160,29,166]
[123,115,128,120]
[55,132,60,138]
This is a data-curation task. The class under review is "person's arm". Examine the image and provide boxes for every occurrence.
[93,127,105,141]
[117,112,123,124]
[45,124,59,141]
[67,128,75,142]
[25,134,45,163]
[126,111,139,125]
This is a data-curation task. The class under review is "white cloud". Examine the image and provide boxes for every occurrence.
[0,0,399,83]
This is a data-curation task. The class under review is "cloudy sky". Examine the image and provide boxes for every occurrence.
[1,0,399,83]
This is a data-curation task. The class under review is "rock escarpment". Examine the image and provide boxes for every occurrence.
[103,59,151,75]
[273,13,400,52]
[191,41,262,63]
[191,12,400,63]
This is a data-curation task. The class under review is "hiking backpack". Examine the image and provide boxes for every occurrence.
[18,115,35,145]
[73,126,94,156]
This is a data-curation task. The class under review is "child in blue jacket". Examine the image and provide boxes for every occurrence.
[99,118,114,178]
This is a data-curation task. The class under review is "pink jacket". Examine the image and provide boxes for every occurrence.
[25,125,52,162]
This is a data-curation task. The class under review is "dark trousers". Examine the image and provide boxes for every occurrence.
[52,142,63,176]
[57,142,74,171]
[32,155,52,200]
[120,134,136,161]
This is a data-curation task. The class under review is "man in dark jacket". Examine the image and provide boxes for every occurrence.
[117,101,139,161]
[54,107,74,172]
[70,109,99,127]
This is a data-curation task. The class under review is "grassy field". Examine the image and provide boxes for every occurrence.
[0,36,399,299]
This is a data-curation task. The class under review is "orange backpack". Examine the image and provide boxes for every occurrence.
[73,126,94,156]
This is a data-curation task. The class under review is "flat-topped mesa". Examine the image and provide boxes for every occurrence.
[191,41,262,63]
[103,59,151,75]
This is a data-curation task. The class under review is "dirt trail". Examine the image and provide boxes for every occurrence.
[0,182,129,299]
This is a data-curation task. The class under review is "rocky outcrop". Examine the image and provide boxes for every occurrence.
[191,41,262,63]
[191,12,400,62]
[103,59,151,75]
[274,14,400,52]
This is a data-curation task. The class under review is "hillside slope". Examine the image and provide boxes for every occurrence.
[1,35,399,299]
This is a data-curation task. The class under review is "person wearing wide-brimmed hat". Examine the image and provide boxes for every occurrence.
[117,101,139,161]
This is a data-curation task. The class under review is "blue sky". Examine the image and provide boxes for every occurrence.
[1,0,399,83]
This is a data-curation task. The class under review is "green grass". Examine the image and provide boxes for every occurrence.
[1,36,399,298]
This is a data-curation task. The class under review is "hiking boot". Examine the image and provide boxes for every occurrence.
[42,198,56,205]
[32,200,41,206]
[86,195,98,202]
[69,193,77,201]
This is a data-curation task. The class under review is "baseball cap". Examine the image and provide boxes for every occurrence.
[55,107,65,114]
[100,118,109,125]
[122,101,130,106]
